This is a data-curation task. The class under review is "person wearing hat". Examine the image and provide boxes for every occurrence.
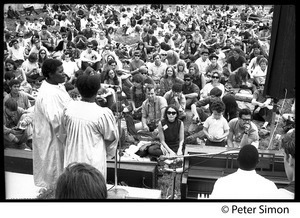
[7,39,26,64]
[205,52,222,75]
[80,41,101,71]
[210,144,279,199]
[129,50,145,75]
[195,48,211,75]
[181,74,200,109]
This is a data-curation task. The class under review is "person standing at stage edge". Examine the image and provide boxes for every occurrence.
[32,59,72,190]
[62,74,119,180]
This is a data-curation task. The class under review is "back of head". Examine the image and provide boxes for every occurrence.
[172,83,182,93]
[55,162,107,199]
[209,87,222,97]
[237,144,259,170]
[76,74,100,98]
[281,129,295,159]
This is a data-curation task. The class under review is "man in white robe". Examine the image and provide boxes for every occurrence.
[33,59,72,189]
[62,74,119,180]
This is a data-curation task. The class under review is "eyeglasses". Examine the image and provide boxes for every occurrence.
[241,118,251,122]
[167,111,176,115]
[135,55,140,57]
[212,76,219,79]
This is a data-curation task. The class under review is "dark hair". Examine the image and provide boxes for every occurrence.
[210,100,225,113]
[42,59,63,78]
[5,58,17,70]
[238,108,252,118]
[4,71,16,81]
[76,74,100,98]
[55,162,107,199]
[164,66,176,78]
[107,59,117,66]
[132,73,144,84]
[8,79,21,88]
[281,129,295,159]
[209,87,222,97]
[222,94,239,121]
[5,97,18,111]
[28,52,38,63]
[237,144,259,170]
[145,84,156,92]
[164,105,179,121]
[236,67,249,83]
[148,29,154,34]
[172,83,182,92]
[104,69,119,85]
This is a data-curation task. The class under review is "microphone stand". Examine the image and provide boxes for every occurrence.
[107,85,129,199]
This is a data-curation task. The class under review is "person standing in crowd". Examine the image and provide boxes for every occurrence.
[62,74,119,180]
[32,59,72,190]
[210,144,279,199]
[227,108,259,148]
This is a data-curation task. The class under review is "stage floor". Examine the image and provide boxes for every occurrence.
[4,171,162,200]
[5,171,41,200]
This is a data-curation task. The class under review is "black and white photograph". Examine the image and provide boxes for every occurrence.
[2,3,296,209]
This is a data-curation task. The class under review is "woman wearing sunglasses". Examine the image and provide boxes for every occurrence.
[200,71,225,100]
[147,105,184,158]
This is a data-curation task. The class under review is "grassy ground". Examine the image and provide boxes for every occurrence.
[5,4,292,200]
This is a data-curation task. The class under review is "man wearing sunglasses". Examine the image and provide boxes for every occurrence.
[227,108,259,148]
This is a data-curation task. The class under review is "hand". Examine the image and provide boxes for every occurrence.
[207,134,214,141]
[143,125,149,131]
[153,128,159,135]
[192,114,200,122]
[244,123,251,133]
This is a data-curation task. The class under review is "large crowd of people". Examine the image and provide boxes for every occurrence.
[3,4,295,199]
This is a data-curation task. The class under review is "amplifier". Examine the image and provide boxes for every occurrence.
[106,160,158,189]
